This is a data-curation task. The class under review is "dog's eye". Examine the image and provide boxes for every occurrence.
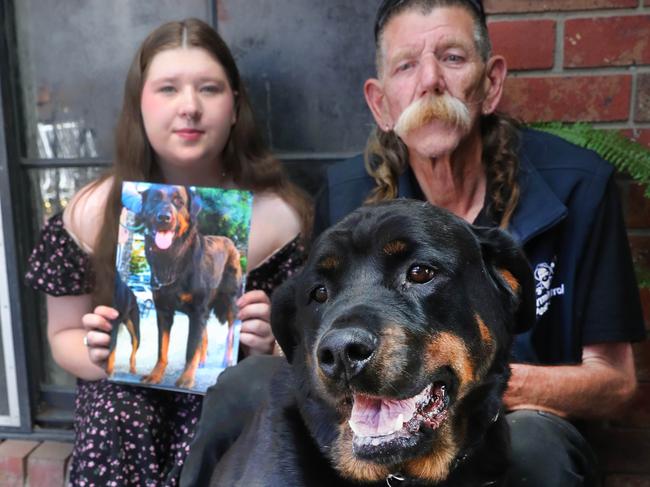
[407,264,435,284]
[310,285,328,303]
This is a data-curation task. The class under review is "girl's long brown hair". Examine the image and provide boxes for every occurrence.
[84,18,311,305]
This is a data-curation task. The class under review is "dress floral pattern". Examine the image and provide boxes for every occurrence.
[25,213,305,486]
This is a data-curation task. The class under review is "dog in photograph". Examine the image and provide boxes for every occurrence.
[135,184,242,389]
[107,273,140,376]
[210,199,534,486]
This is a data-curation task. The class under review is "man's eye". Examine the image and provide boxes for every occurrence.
[397,61,415,72]
[444,54,464,63]
[310,285,328,303]
[407,264,435,284]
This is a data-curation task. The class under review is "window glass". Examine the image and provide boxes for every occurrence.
[219,0,378,153]
[14,0,210,159]
[27,167,104,387]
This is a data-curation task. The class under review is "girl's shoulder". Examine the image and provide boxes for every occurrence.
[248,191,302,270]
[63,176,114,255]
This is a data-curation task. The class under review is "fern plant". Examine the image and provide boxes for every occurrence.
[530,122,650,198]
[529,122,650,288]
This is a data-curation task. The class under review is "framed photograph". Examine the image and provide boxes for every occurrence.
[108,181,253,394]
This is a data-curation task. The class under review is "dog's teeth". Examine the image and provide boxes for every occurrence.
[348,419,361,436]
[394,414,404,432]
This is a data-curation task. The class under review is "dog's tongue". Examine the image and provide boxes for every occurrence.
[154,231,174,250]
[348,394,418,437]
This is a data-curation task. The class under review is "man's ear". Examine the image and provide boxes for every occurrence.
[473,226,535,334]
[481,55,507,115]
[364,78,393,130]
[270,279,298,363]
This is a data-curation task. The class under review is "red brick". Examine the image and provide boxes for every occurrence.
[605,474,650,487]
[629,235,650,272]
[499,75,632,122]
[484,0,638,14]
[27,441,73,487]
[488,20,555,71]
[626,183,650,228]
[0,440,40,486]
[641,287,650,329]
[565,16,650,68]
[636,73,650,122]
[621,129,650,149]
[613,382,650,428]
[634,338,650,381]
[587,428,650,473]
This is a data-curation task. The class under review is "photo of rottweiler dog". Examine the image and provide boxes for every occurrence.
[110,182,253,393]
[210,200,535,486]
[106,273,140,376]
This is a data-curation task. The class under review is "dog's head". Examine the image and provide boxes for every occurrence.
[272,199,534,484]
[137,184,201,252]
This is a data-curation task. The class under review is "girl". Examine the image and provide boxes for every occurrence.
[26,18,310,486]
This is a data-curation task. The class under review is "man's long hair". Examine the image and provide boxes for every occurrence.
[366,0,521,228]
[363,114,521,228]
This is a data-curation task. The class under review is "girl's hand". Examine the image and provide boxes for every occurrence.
[237,290,275,356]
[81,305,117,368]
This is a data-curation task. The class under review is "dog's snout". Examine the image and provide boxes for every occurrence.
[156,212,172,224]
[317,327,377,381]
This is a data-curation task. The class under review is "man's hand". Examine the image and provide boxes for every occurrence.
[504,342,637,419]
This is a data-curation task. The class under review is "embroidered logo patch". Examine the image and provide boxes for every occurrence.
[534,262,564,317]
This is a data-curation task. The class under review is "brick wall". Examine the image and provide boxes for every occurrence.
[486,1,650,485]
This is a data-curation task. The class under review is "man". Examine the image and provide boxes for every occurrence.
[312,0,646,486]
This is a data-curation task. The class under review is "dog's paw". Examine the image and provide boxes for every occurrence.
[175,373,196,389]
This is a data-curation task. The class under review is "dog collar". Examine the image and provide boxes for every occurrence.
[386,473,406,486]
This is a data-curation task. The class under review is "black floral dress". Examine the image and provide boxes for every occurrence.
[25,213,305,486]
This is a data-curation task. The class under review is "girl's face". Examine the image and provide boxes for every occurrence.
[140,47,237,180]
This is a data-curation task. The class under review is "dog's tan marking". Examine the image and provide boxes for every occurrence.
[179,292,193,304]
[142,330,170,384]
[426,332,475,397]
[126,318,139,374]
[476,314,493,347]
[375,325,409,386]
[474,313,496,378]
[177,188,191,237]
[176,344,201,389]
[499,269,520,294]
[404,422,458,482]
[383,240,408,256]
[332,424,391,482]
[200,328,208,366]
[106,348,116,376]
[318,256,340,271]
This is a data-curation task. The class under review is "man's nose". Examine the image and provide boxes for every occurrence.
[419,56,446,96]
[179,87,202,120]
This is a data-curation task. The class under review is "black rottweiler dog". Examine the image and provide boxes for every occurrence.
[107,273,140,376]
[210,200,534,486]
[136,184,242,388]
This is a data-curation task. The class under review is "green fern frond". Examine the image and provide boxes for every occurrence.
[529,122,650,197]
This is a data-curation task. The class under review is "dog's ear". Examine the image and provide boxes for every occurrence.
[186,187,202,221]
[270,278,298,363]
[472,226,535,334]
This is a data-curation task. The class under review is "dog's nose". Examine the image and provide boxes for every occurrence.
[157,212,172,224]
[317,327,377,380]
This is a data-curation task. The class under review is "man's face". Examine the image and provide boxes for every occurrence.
[373,7,488,159]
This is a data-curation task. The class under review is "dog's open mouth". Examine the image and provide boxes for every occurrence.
[348,382,449,458]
